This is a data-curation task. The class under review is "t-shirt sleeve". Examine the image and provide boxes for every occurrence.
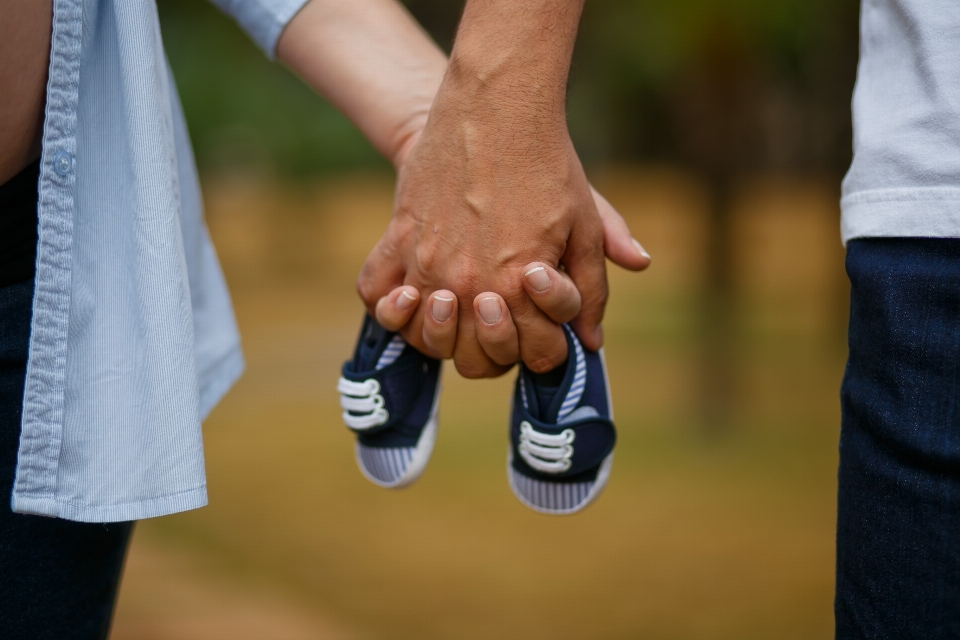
[208,0,310,59]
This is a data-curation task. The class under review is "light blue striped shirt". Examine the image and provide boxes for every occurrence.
[13,0,308,522]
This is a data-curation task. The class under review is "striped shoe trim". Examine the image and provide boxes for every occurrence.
[598,348,614,420]
[559,405,600,424]
[508,465,593,514]
[357,444,414,484]
[556,325,586,422]
[375,335,406,370]
[519,370,530,410]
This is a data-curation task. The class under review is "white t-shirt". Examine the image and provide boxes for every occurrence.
[841,0,960,243]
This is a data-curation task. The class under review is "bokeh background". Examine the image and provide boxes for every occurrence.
[111,1,860,637]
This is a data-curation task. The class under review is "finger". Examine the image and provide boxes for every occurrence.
[521,262,582,325]
[591,185,651,271]
[375,286,421,331]
[397,306,431,357]
[357,238,407,315]
[563,204,608,352]
[422,290,459,359]
[501,285,569,373]
[473,293,521,366]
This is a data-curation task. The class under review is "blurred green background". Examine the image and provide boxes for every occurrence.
[111,1,859,638]
[157,0,857,177]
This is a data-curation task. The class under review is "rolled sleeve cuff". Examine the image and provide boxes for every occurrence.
[210,0,311,59]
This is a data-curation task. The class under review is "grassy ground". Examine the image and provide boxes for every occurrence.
[112,167,847,639]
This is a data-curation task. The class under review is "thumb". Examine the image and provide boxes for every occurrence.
[591,185,651,272]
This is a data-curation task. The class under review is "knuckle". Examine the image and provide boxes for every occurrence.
[455,358,491,380]
[422,336,450,360]
[480,330,512,350]
[592,285,609,309]
[501,284,528,310]
[415,241,438,275]
[356,275,376,307]
[545,288,580,316]
[578,278,608,310]
[480,340,518,364]
[553,306,579,325]
[524,351,565,374]
[573,231,605,263]
[455,267,483,299]
[378,310,402,331]
[488,349,519,367]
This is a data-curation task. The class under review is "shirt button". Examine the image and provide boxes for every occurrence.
[54,150,74,176]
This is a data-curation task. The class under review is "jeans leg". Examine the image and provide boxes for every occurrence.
[836,238,960,639]
[0,279,134,640]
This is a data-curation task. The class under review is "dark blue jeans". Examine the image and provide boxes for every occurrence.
[0,279,133,639]
[838,238,960,638]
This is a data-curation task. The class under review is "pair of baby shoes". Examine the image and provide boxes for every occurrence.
[337,315,617,514]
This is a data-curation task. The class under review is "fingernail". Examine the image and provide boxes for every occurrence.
[396,290,418,311]
[524,266,551,292]
[632,238,651,260]
[478,297,502,325]
[432,295,454,322]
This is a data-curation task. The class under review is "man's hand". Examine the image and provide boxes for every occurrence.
[361,147,650,376]
[278,0,649,379]
[355,0,651,378]
[358,100,607,377]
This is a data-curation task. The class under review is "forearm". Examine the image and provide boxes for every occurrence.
[276,0,447,167]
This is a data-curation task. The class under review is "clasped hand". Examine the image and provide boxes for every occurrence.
[357,86,649,378]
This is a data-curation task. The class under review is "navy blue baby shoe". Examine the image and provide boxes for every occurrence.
[508,324,616,514]
[339,315,442,488]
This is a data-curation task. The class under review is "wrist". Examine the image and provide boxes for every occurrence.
[442,50,568,128]
[428,58,571,160]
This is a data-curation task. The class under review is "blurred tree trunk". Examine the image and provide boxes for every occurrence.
[698,175,736,433]
[673,25,751,434]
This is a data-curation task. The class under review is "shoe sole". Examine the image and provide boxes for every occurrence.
[507,449,614,515]
[355,378,441,489]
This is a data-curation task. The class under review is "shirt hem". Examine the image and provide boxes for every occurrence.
[199,345,245,420]
[11,485,208,523]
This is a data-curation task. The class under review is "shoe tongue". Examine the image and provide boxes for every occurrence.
[533,383,561,420]
[524,358,575,424]
[353,316,392,371]
[530,325,588,423]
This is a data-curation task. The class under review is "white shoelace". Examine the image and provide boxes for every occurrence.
[518,421,575,474]
[338,377,389,430]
